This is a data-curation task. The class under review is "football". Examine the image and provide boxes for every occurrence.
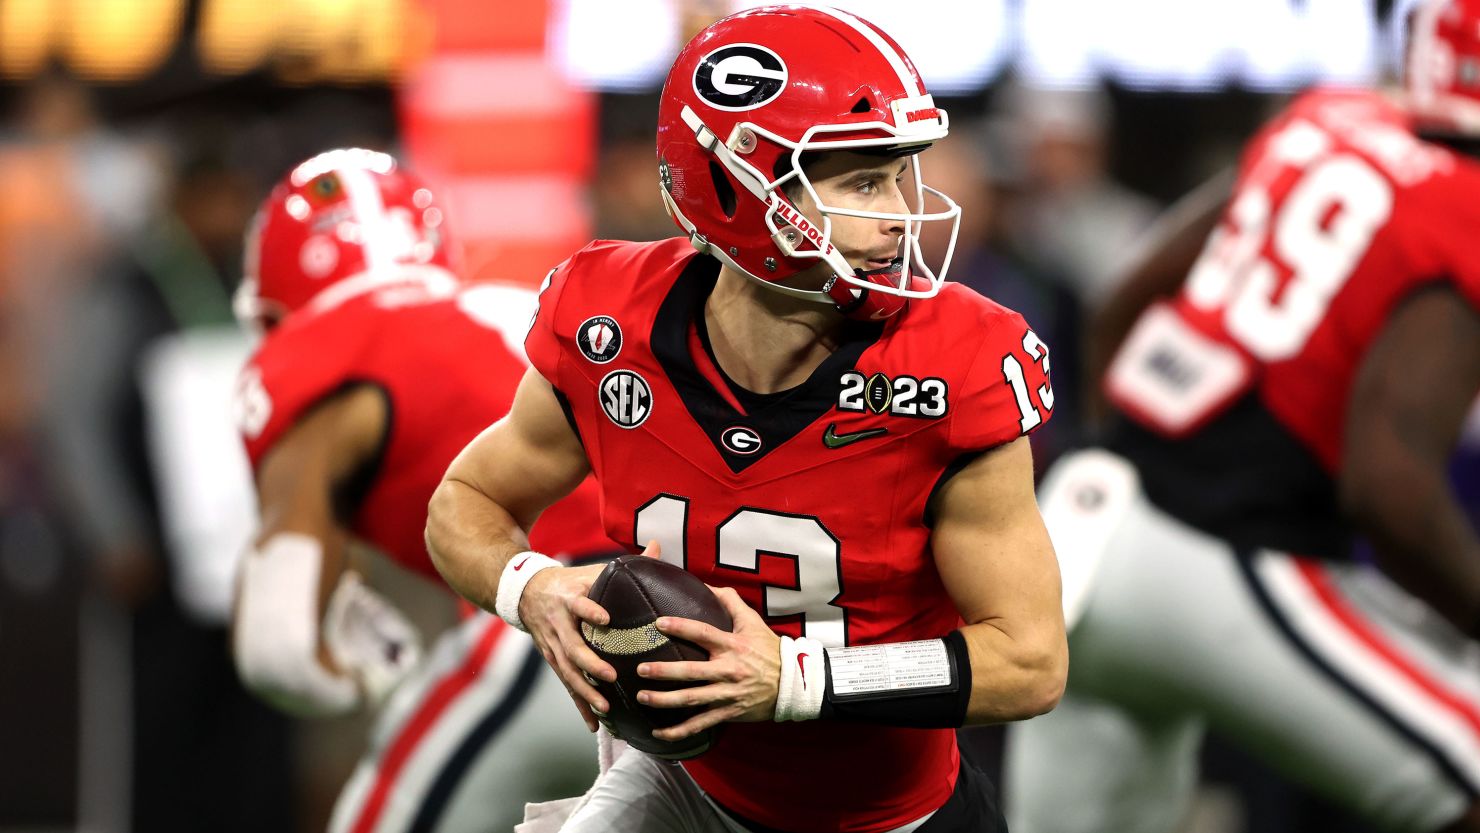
[581,554,733,759]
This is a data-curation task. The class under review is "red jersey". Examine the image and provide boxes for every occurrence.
[1105,87,1480,556]
[526,238,1053,833]
[237,282,615,580]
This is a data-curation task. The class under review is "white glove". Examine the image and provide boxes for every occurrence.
[322,570,422,705]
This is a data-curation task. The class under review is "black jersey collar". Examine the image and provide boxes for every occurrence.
[651,256,882,473]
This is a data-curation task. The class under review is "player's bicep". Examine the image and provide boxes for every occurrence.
[1343,286,1480,499]
[930,438,1062,632]
[442,367,590,531]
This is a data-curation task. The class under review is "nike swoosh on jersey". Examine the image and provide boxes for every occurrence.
[822,423,889,449]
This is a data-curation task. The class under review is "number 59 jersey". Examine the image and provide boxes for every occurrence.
[527,238,1052,833]
[1105,87,1480,558]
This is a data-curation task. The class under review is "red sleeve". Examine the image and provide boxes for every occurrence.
[525,259,575,387]
[1430,168,1480,312]
[234,311,363,470]
[947,308,1055,452]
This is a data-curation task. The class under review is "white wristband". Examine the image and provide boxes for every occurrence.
[774,635,827,722]
[494,551,561,632]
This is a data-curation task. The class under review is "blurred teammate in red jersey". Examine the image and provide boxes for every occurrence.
[426,6,1068,833]
[230,149,619,833]
[1006,2,1480,831]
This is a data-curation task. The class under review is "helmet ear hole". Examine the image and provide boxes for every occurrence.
[851,97,871,114]
[708,161,738,219]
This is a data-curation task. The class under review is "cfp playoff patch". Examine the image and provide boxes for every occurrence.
[578,315,623,364]
[838,370,949,419]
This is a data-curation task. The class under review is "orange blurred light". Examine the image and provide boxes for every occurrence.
[0,0,59,79]
[197,0,282,75]
[64,0,184,81]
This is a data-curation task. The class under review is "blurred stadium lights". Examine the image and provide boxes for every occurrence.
[555,0,1397,93]
[1018,0,1379,90]
[0,0,417,84]
[0,0,186,81]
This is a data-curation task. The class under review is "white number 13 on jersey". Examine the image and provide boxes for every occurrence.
[1002,329,1054,433]
[635,495,846,647]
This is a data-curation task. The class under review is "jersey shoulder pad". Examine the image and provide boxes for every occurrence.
[1420,158,1480,310]
[236,303,375,468]
[525,238,696,385]
[912,284,1055,452]
[1239,87,1396,175]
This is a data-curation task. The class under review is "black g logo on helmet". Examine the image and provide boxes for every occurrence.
[694,44,788,111]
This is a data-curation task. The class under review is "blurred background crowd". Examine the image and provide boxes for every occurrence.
[1,0,1476,831]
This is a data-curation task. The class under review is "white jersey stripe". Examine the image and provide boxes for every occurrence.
[808,6,921,98]
[1253,554,1480,786]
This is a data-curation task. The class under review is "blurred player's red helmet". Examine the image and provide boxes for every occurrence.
[236,148,460,331]
[655,5,960,320]
[1407,0,1480,135]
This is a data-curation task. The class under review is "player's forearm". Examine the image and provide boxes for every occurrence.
[425,477,531,612]
[957,620,1067,724]
[1343,452,1480,634]
[1085,169,1232,423]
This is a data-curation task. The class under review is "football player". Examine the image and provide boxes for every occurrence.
[230,149,619,833]
[426,7,1068,833]
[1004,1,1480,831]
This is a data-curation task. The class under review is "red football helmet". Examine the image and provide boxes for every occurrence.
[656,5,960,320]
[1407,0,1480,135]
[236,148,460,331]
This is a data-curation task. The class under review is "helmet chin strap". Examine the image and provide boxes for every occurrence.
[826,258,913,321]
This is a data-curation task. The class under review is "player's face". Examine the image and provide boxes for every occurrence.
[793,151,911,275]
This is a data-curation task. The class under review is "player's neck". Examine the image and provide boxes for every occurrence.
[703,266,845,395]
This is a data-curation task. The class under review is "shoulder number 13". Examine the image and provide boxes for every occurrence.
[634,495,847,648]
[1002,329,1054,433]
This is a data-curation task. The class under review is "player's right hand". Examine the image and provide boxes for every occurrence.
[520,560,619,732]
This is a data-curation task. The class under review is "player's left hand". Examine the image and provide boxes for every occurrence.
[635,586,781,742]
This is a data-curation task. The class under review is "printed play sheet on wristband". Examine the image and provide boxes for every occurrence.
[828,640,952,696]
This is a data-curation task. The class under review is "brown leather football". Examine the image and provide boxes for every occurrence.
[581,554,733,759]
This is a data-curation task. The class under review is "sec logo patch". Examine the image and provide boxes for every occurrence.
[600,370,651,429]
[578,315,622,364]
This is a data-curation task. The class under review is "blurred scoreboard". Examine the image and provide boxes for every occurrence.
[559,0,1406,93]
[1,0,1411,93]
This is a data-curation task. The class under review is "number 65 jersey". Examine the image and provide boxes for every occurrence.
[1105,87,1480,559]
[527,238,1052,833]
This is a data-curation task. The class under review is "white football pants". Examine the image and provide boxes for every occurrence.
[1005,450,1480,833]
[329,611,598,833]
